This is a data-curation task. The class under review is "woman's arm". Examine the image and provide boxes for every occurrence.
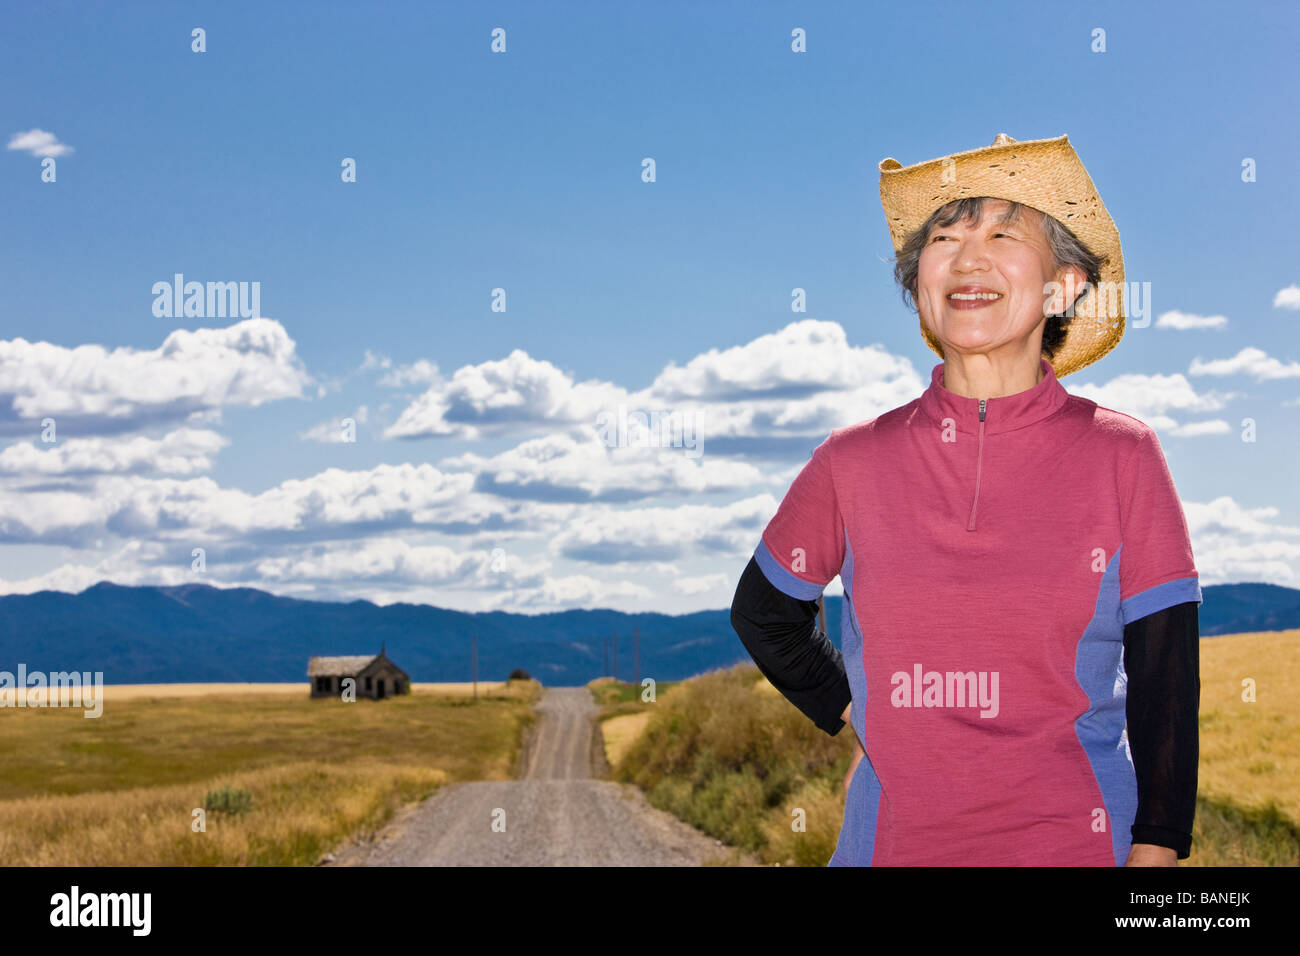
[1122,600,1201,865]
[730,555,852,736]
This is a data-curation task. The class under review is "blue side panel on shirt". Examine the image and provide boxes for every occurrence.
[1074,550,1139,866]
[828,528,881,867]
[754,537,824,601]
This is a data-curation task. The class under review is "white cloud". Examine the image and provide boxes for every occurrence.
[299,406,369,443]
[1068,371,1229,426]
[6,128,73,157]
[1183,496,1300,587]
[650,319,921,400]
[1273,285,1300,310]
[379,360,440,388]
[1188,347,1300,380]
[511,574,653,610]
[0,462,564,546]
[384,349,628,439]
[1165,419,1232,438]
[673,572,730,595]
[441,425,761,502]
[550,494,776,565]
[0,427,228,476]
[0,318,312,436]
[382,319,924,446]
[253,537,550,589]
[1155,310,1228,330]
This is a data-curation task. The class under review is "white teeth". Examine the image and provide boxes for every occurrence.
[948,292,1001,300]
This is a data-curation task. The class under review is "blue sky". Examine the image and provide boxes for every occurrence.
[2,0,1298,613]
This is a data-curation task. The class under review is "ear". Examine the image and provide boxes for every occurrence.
[1051,264,1089,314]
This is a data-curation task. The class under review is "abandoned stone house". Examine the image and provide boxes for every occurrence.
[307,650,410,699]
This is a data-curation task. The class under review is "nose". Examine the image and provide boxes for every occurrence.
[950,235,994,273]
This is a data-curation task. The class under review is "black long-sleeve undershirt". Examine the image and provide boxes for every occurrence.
[729,556,1200,858]
[730,557,853,737]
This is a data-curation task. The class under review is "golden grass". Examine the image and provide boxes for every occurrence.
[89,681,515,702]
[601,712,653,767]
[1196,629,1300,824]
[0,759,447,866]
[0,680,541,865]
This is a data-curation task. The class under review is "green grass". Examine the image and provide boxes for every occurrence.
[610,664,849,865]
[589,676,680,715]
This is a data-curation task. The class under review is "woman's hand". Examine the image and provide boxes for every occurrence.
[841,702,864,795]
[1125,844,1178,866]
[844,737,865,795]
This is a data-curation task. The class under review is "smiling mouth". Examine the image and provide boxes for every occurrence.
[947,291,1002,310]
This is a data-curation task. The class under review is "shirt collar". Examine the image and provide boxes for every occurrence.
[918,356,1069,437]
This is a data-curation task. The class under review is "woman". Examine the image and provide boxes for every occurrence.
[730,133,1201,867]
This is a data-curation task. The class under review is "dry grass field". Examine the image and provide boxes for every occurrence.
[84,681,512,702]
[0,680,540,865]
[601,712,654,767]
[1196,630,1298,823]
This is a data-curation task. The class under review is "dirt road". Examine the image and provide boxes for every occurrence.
[325,686,751,866]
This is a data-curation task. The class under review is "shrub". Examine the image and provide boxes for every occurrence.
[203,785,253,816]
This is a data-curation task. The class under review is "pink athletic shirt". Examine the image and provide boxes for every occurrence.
[753,356,1202,865]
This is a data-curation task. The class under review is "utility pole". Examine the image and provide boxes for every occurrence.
[612,630,618,682]
[472,631,478,701]
[633,627,640,687]
[603,635,609,677]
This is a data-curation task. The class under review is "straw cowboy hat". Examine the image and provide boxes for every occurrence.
[879,133,1125,378]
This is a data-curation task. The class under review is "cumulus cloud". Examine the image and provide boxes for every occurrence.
[0,318,312,437]
[0,462,577,547]
[384,349,629,439]
[441,425,762,502]
[1165,419,1232,438]
[1273,285,1300,310]
[649,320,918,400]
[1067,370,1231,429]
[0,427,228,477]
[253,537,550,590]
[1188,347,1300,380]
[382,320,924,452]
[299,406,369,443]
[1155,310,1229,330]
[6,128,73,157]
[550,495,776,565]
[1183,496,1300,586]
[672,572,730,595]
[508,574,653,610]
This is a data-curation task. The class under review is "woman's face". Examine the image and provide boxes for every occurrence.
[915,199,1078,361]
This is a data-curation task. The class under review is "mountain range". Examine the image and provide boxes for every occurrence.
[1,580,1296,686]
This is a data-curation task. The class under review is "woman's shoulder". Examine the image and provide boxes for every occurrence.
[1060,392,1159,448]
[825,398,921,443]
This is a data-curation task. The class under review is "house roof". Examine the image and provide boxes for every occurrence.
[308,655,379,677]
[306,653,410,680]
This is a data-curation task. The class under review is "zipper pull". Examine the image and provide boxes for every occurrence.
[979,399,986,422]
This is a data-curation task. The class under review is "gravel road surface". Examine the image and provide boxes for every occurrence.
[325,686,752,866]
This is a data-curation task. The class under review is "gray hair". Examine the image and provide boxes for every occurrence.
[889,197,1109,360]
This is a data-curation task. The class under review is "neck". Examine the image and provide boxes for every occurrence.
[940,353,1045,399]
